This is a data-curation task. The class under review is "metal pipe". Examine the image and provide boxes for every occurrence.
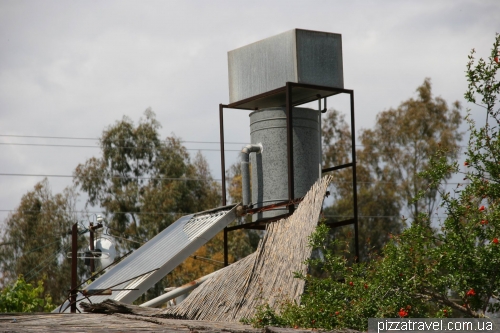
[219,104,227,206]
[349,91,360,262]
[224,228,228,267]
[240,143,263,205]
[318,98,323,179]
[286,82,295,214]
[220,104,229,268]
[140,270,219,308]
[71,223,77,313]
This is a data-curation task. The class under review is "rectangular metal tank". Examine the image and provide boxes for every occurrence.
[228,28,343,104]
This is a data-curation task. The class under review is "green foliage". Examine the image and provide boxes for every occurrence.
[248,224,444,331]
[0,179,86,304]
[75,109,258,302]
[248,34,500,331]
[0,275,55,312]
[74,108,221,247]
[323,78,462,260]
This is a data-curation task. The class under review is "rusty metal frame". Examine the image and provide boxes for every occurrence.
[219,82,359,265]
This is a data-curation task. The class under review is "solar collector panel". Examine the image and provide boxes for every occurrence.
[54,205,238,312]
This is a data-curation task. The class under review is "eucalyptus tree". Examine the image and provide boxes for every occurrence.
[73,108,221,248]
[73,109,257,299]
[323,78,462,259]
[0,179,86,304]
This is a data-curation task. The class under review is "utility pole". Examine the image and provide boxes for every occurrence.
[71,223,77,313]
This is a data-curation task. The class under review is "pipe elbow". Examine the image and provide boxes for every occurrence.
[240,143,262,162]
[240,143,262,206]
[240,143,262,157]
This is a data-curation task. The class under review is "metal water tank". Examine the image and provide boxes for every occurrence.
[250,107,321,221]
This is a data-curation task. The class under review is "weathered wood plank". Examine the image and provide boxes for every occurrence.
[0,313,359,332]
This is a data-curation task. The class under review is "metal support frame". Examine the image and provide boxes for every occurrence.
[219,82,360,264]
[71,223,77,313]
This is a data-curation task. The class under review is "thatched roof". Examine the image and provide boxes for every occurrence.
[161,176,333,322]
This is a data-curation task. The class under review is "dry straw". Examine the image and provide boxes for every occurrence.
[161,175,333,322]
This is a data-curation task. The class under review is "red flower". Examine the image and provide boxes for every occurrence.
[481,220,488,225]
[495,56,499,64]
[479,206,486,211]
[335,311,340,315]
[398,308,408,317]
[464,161,469,166]
[364,283,368,289]
[466,289,476,296]
[493,238,499,244]
[349,281,354,286]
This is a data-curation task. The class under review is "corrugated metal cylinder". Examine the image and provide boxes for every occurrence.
[250,107,321,221]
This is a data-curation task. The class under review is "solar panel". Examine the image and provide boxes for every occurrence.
[54,204,238,313]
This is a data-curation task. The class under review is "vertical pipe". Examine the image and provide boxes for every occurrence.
[318,98,323,178]
[220,104,228,267]
[223,228,228,267]
[350,91,360,262]
[71,223,78,313]
[285,82,295,214]
[219,104,227,206]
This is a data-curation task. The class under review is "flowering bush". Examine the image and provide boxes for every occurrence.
[245,33,500,331]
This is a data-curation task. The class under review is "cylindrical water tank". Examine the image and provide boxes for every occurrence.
[249,107,321,221]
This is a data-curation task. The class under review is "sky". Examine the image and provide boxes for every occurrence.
[0,0,499,227]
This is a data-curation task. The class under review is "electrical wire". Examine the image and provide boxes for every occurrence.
[0,134,248,145]
[0,173,223,181]
[0,209,199,215]
[0,142,242,151]
[0,133,470,148]
[0,173,470,186]
[24,242,72,283]
[104,227,145,245]
[23,239,64,255]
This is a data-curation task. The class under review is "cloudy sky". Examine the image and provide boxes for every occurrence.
[0,0,498,224]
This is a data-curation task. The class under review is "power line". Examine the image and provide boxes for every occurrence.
[0,134,248,145]
[0,174,472,187]
[0,142,242,151]
[0,173,471,187]
[0,141,472,151]
[0,173,223,181]
[0,209,200,215]
[0,134,472,149]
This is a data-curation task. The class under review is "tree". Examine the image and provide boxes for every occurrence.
[74,109,257,301]
[74,108,221,246]
[0,179,86,304]
[247,33,500,330]
[323,78,462,259]
[322,110,402,260]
